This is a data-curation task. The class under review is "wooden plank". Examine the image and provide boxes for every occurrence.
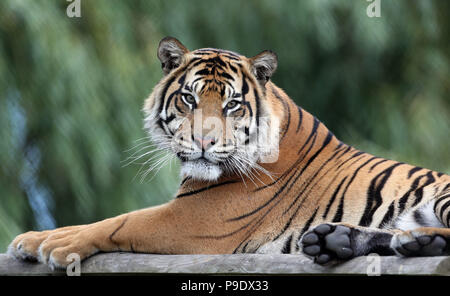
[1,253,449,275]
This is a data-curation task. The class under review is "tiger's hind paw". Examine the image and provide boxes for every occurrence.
[391,230,448,257]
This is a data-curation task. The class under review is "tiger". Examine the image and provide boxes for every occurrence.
[8,37,450,269]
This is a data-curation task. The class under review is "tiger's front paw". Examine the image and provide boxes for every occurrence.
[300,223,354,265]
[8,226,98,270]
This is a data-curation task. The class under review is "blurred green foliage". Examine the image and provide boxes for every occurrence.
[0,0,449,251]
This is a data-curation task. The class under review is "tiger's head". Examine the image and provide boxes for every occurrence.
[144,37,281,181]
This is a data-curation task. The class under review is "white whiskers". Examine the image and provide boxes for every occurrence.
[122,134,176,183]
[123,133,276,186]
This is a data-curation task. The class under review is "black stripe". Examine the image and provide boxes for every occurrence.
[280,144,349,224]
[253,89,261,127]
[253,129,338,194]
[191,77,203,85]
[158,119,174,136]
[162,113,176,124]
[412,171,435,206]
[335,151,365,170]
[282,131,335,215]
[325,146,354,173]
[407,166,423,179]
[211,56,227,67]
[195,68,211,76]
[251,153,302,193]
[413,210,426,225]
[345,156,378,187]
[282,102,291,140]
[241,241,250,253]
[176,180,238,198]
[444,183,450,192]
[331,192,345,223]
[298,117,320,154]
[241,75,249,95]
[227,169,299,222]
[194,48,241,58]
[333,156,379,222]
[166,57,201,80]
[369,159,388,172]
[242,100,253,118]
[109,216,128,246]
[296,208,319,251]
[194,48,222,53]
[178,72,186,84]
[284,142,348,215]
[322,176,348,219]
[398,172,428,215]
[158,70,190,126]
[232,173,318,254]
[192,56,228,70]
[447,211,450,227]
[296,132,331,177]
[193,51,215,56]
[299,208,318,238]
[296,106,303,133]
[194,219,254,240]
[218,71,234,81]
[274,186,318,241]
[174,97,184,113]
[359,162,404,227]
[379,201,395,228]
[221,54,241,60]
[157,76,177,116]
[321,146,354,174]
[336,151,366,170]
[229,64,238,73]
[281,234,293,254]
[163,90,180,119]
[439,199,450,222]
[180,177,191,186]
[434,194,450,213]
[272,86,290,140]
[334,141,344,151]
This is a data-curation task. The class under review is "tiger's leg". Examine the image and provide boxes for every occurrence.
[299,223,398,265]
[8,202,225,269]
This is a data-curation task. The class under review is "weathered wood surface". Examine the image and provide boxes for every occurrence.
[1,253,449,275]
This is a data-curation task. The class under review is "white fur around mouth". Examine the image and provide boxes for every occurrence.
[180,159,223,181]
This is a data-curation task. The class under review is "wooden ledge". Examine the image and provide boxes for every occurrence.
[1,253,449,276]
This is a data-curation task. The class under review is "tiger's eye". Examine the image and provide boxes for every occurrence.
[226,100,239,109]
[184,94,195,104]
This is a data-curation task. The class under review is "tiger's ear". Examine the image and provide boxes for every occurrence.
[157,37,189,75]
[249,50,278,86]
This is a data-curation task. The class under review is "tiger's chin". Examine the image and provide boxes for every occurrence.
[180,159,223,181]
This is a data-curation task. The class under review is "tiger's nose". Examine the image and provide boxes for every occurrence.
[193,135,216,151]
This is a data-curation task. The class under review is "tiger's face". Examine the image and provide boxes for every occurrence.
[144,37,280,181]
